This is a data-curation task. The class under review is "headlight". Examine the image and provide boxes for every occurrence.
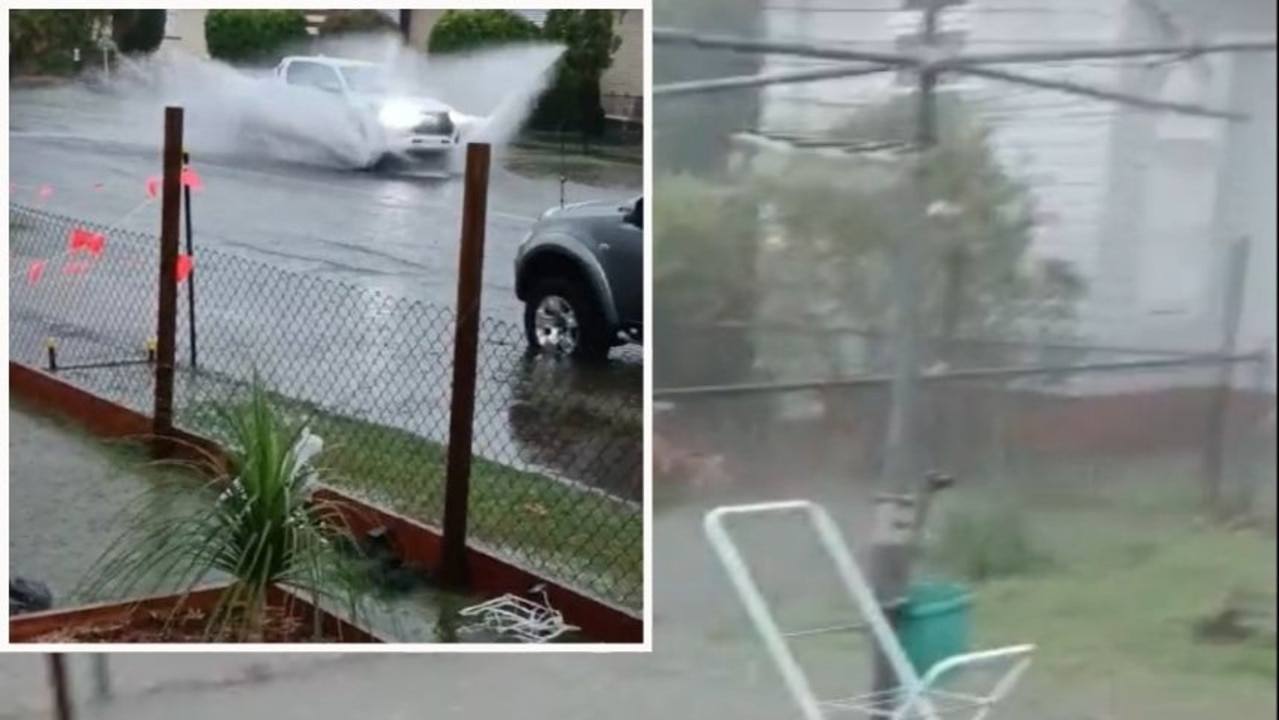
[378,101,421,130]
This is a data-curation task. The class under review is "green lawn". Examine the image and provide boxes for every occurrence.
[181,399,643,609]
[921,456,1276,720]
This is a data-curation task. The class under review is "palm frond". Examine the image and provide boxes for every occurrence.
[77,377,373,640]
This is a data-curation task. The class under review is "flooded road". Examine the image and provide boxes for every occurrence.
[9,84,642,497]
[9,83,639,328]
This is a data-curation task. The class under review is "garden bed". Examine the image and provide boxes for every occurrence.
[11,584,381,644]
[180,396,644,610]
[9,366,644,642]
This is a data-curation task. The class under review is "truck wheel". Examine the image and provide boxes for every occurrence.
[523,277,611,363]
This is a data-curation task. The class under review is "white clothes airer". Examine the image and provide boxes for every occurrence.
[704,500,1035,720]
[457,585,579,643]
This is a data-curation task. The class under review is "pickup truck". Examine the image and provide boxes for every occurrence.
[514,197,644,362]
[271,55,481,164]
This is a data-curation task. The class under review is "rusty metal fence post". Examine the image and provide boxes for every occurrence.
[47,654,75,720]
[153,107,184,451]
[182,149,199,371]
[440,143,492,587]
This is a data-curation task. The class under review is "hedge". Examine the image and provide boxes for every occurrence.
[426,10,540,54]
[318,10,399,37]
[205,9,308,65]
[113,10,166,55]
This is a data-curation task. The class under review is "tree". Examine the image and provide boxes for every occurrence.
[9,10,102,74]
[317,9,399,37]
[426,10,540,55]
[749,94,1086,378]
[651,0,766,390]
[112,10,166,55]
[653,175,760,388]
[535,10,621,139]
[205,9,308,65]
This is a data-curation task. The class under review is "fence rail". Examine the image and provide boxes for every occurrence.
[655,333,1274,521]
[9,202,643,612]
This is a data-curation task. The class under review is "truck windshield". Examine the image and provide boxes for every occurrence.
[340,66,389,94]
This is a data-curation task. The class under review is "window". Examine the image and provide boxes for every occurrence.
[339,65,389,94]
[285,61,343,92]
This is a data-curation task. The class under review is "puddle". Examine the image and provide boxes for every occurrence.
[9,400,576,643]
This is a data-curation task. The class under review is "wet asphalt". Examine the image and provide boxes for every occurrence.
[9,84,637,325]
[8,84,643,497]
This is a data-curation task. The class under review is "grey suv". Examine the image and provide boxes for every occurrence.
[514,196,643,362]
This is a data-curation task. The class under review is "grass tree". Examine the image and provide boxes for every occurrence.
[79,380,370,640]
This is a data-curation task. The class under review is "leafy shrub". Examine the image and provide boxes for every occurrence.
[529,10,619,136]
[79,380,370,639]
[8,10,100,74]
[931,504,1052,582]
[427,10,539,54]
[652,174,760,387]
[318,10,399,37]
[205,9,308,65]
[112,10,166,55]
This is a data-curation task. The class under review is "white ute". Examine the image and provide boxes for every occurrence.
[273,55,481,165]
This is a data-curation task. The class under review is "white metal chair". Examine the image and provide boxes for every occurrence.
[704,500,1035,720]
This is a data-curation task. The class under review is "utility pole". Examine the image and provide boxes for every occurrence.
[868,0,942,704]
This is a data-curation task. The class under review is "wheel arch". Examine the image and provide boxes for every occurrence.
[516,240,618,327]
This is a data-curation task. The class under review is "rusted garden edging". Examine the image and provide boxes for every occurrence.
[9,362,644,644]
[10,584,381,643]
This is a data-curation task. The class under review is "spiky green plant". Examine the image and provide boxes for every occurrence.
[79,380,370,641]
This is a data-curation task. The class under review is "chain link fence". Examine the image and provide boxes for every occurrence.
[9,205,161,412]
[657,339,1272,509]
[9,203,643,611]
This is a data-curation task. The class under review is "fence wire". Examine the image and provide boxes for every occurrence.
[9,205,160,413]
[8,203,643,611]
[657,346,1274,524]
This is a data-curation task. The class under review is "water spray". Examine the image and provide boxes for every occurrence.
[94,34,563,174]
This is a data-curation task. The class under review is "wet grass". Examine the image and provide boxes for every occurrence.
[182,398,644,610]
[657,452,1275,717]
[917,457,1277,720]
[503,144,642,189]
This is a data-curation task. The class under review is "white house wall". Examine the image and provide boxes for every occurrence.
[161,9,209,59]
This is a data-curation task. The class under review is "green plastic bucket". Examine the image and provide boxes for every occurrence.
[897,580,972,677]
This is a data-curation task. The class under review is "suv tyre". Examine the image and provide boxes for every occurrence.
[523,277,611,363]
